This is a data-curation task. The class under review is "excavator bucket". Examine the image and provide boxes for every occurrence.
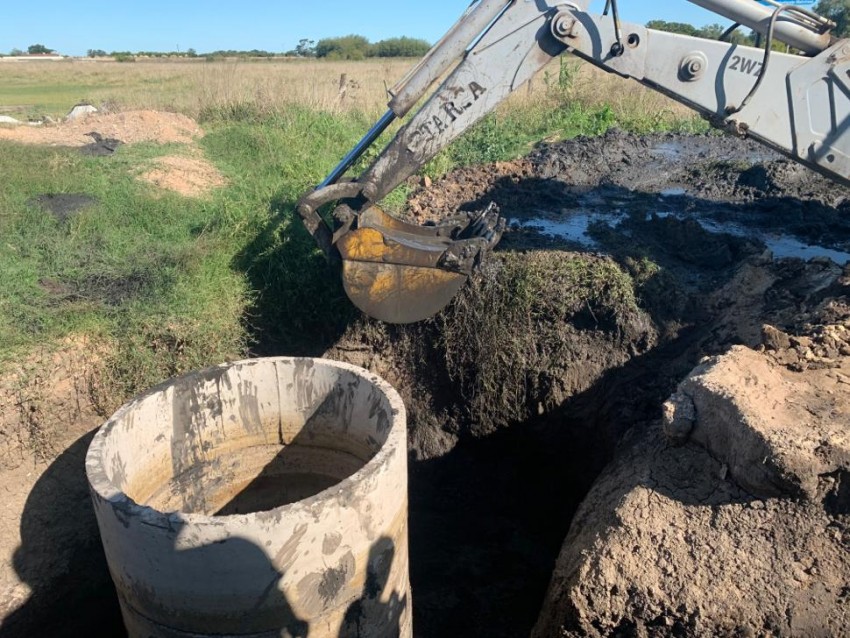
[334,205,504,323]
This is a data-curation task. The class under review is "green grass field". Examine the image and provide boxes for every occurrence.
[0,57,704,408]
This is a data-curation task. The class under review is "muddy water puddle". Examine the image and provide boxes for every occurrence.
[511,206,850,265]
[136,444,364,516]
[649,139,775,165]
[509,210,627,246]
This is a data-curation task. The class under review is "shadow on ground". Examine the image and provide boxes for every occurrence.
[1,431,123,638]
[232,197,354,358]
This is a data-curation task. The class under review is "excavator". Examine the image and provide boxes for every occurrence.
[297,0,849,324]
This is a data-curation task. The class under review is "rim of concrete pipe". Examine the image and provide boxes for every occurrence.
[85,357,407,526]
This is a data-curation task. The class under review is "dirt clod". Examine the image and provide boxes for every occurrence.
[536,346,850,638]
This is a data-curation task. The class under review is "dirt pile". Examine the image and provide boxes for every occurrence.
[327,249,657,459]
[0,109,227,198]
[0,337,105,471]
[139,155,227,197]
[0,110,203,147]
[535,343,849,637]
[0,337,111,632]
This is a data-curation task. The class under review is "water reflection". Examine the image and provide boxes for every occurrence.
[510,208,850,265]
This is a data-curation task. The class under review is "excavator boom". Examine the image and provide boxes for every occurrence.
[298,0,845,323]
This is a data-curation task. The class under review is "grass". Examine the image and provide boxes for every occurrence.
[0,58,414,119]
[0,55,703,412]
[0,140,250,404]
[435,251,646,429]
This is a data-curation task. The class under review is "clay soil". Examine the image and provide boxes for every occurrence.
[2,130,850,637]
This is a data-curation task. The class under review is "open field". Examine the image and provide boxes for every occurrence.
[0,58,413,118]
[0,57,699,124]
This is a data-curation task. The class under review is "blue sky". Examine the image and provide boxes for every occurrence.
[1,1,740,57]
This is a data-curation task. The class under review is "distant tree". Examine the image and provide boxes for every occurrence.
[695,23,751,45]
[723,27,756,46]
[294,38,316,57]
[646,20,700,37]
[696,23,725,40]
[815,0,850,37]
[647,20,754,45]
[186,48,197,57]
[111,51,135,62]
[372,36,430,58]
[87,49,107,58]
[9,48,23,56]
[315,35,371,60]
[27,44,53,54]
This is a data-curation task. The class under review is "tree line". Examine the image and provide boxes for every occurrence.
[648,1,850,42]
[2,38,431,61]
[5,44,56,56]
[7,2,850,61]
[288,36,431,60]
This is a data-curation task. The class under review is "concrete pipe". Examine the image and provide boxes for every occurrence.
[85,357,411,638]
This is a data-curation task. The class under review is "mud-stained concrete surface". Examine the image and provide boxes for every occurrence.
[2,130,850,636]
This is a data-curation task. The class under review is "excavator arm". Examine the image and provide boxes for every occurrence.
[298,0,844,324]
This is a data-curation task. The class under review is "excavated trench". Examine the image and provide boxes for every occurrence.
[327,130,850,637]
[7,131,850,637]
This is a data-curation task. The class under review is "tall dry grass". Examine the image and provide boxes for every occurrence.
[0,56,694,125]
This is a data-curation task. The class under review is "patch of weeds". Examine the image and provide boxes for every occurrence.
[233,211,354,356]
[202,111,373,354]
[0,139,249,396]
[199,100,276,124]
[435,251,648,429]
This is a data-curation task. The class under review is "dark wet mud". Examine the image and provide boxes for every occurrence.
[29,193,97,223]
[408,129,850,268]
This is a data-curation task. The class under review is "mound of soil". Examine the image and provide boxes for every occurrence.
[2,109,224,198]
[0,110,203,148]
[0,337,110,631]
[139,155,227,197]
[535,343,850,637]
